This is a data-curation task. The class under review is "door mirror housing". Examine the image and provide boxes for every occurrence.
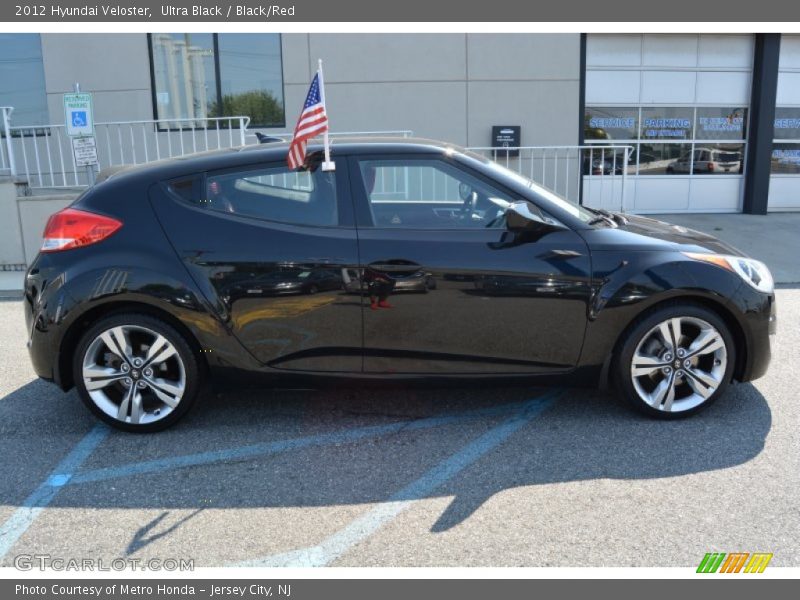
[505,201,560,234]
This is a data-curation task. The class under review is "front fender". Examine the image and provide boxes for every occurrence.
[578,251,745,372]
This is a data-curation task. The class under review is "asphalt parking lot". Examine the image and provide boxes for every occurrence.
[0,290,798,568]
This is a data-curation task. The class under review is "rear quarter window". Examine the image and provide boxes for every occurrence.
[165,175,204,203]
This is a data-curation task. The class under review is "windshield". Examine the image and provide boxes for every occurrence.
[480,158,597,224]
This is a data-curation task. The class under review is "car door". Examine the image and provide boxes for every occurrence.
[347,153,592,374]
[149,158,362,372]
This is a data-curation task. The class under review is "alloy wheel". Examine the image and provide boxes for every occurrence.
[81,324,186,425]
[629,316,727,413]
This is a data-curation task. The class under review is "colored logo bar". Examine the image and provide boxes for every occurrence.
[697,552,773,573]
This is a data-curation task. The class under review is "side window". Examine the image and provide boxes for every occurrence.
[201,164,337,226]
[356,158,519,229]
[166,175,204,202]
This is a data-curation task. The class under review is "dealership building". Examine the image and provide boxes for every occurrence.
[1,33,799,224]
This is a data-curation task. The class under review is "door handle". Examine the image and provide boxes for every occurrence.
[537,249,583,260]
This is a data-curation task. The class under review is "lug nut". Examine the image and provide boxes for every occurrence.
[683,359,692,368]
[677,349,685,358]
[136,380,147,389]
[133,358,143,367]
[662,366,672,375]
[121,363,129,372]
[123,377,132,386]
[144,368,153,377]
[676,370,684,378]
[664,353,672,361]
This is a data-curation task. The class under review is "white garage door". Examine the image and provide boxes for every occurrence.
[769,35,800,211]
[584,34,754,214]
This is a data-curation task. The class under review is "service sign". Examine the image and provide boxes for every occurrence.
[63,92,94,137]
[72,136,98,167]
[492,125,521,157]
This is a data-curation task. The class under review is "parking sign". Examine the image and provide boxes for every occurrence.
[71,136,98,167]
[63,93,94,136]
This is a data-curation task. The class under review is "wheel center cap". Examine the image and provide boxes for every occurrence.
[131,370,140,380]
[674,360,681,369]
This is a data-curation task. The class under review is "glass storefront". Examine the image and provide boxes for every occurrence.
[772,108,800,175]
[148,33,284,128]
[584,106,748,176]
[0,33,48,129]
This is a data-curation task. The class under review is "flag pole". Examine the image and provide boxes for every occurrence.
[318,59,335,171]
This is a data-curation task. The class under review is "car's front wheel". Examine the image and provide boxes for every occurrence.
[616,303,735,419]
[73,313,201,432]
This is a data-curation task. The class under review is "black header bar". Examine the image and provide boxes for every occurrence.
[1,0,800,22]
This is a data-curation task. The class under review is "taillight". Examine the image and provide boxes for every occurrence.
[41,208,122,253]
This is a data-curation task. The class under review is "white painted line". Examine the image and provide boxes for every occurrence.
[235,392,557,567]
[67,398,539,485]
[0,424,109,561]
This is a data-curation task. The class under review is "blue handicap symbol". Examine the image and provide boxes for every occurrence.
[71,111,87,128]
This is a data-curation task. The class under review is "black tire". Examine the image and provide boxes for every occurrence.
[614,302,736,419]
[73,313,202,432]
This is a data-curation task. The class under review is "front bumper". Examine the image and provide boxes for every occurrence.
[730,283,775,383]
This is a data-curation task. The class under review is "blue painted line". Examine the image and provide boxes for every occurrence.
[0,424,110,561]
[66,398,542,486]
[236,392,558,567]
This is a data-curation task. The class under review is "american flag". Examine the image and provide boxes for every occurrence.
[287,72,329,170]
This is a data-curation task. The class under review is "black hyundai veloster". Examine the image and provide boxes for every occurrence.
[23,138,776,431]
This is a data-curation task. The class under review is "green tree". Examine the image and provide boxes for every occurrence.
[211,90,284,127]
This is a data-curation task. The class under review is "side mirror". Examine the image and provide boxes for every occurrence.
[505,201,555,233]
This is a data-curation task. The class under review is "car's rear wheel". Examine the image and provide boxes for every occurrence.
[615,303,735,419]
[73,313,201,432]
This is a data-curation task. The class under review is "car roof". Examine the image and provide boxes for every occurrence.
[99,137,461,185]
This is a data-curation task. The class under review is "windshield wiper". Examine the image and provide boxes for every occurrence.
[587,207,628,226]
[587,215,617,227]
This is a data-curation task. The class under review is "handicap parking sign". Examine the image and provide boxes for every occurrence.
[71,111,87,128]
[63,93,94,137]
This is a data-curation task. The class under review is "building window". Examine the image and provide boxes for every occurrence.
[585,107,638,140]
[771,107,800,174]
[0,34,48,129]
[585,106,748,176]
[148,33,284,128]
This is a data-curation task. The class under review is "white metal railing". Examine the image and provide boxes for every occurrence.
[467,145,634,211]
[1,106,412,189]
[2,111,632,208]
[245,129,413,144]
[0,107,14,177]
[3,115,250,189]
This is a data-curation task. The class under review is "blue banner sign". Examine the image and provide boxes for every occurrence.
[772,148,800,163]
[699,117,744,133]
[643,117,691,138]
[588,117,635,129]
[775,118,800,129]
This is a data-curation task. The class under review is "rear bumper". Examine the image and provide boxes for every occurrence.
[24,263,61,384]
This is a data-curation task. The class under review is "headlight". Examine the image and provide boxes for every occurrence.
[683,252,774,294]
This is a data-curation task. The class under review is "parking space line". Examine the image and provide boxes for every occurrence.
[66,398,549,486]
[0,424,110,561]
[235,392,558,567]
